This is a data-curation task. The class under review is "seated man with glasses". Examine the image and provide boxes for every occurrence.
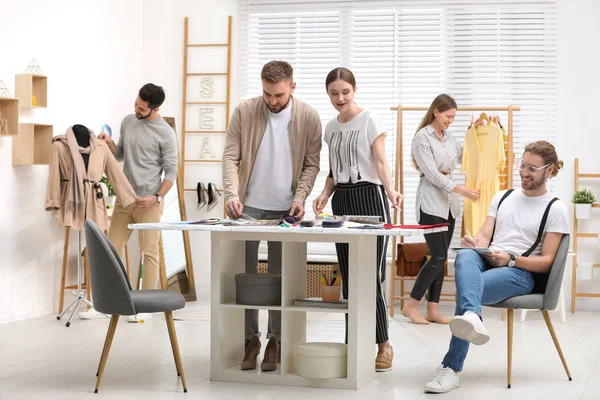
[424,140,569,393]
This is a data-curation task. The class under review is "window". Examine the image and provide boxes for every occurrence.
[240,0,557,258]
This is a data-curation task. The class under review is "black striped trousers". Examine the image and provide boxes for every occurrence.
[332,181,391,344]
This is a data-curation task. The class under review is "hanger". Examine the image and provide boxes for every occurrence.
[474,111,488,128]
[474,110,489,134]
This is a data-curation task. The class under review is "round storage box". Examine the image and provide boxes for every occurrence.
[235,273,281,306]
[296,342,347,379]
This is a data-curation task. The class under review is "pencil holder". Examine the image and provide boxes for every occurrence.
[321,285,340,301]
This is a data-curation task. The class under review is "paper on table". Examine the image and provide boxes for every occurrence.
[451,247,494,255]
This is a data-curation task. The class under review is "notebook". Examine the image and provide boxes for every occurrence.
[293,298,348,309]
[451,247,493,255]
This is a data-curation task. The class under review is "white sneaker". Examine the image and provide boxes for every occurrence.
[78,308,107,320]
[450,311,490,345]
[424,365,460,393]
[127,313,153,323]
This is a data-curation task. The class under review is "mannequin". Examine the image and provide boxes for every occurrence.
[72,124,91,171]
[46,126,137,231]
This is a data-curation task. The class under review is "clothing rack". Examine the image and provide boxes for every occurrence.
[388,105,520,317]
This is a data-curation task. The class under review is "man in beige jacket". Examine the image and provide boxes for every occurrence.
[222,60,322,370]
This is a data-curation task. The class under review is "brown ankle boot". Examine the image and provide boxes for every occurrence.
[241,335,261,370]
[260,337,279,372]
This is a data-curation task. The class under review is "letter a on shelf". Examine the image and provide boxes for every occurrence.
[199,137,216,159]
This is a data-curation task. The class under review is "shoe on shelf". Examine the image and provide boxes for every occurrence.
[197,182,207,211]
[79,308,106,320]
[375,346,394,372]
[424,364,460,393]
[127,313,153,323]
[241,335,261,370]
[450,311,490,345]
[261,337,279,372]
[207,182,221,212]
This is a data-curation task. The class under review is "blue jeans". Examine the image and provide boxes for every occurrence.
[442,249,534,372]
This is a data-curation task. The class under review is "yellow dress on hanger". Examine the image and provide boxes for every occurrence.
[461,122,506,234]
[498,124,509,190]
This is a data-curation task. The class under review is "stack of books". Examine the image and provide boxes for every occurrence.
[293,298,348,309]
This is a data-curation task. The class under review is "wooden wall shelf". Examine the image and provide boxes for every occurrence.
[571,157,600,312]
[15,74,48,108]
[0,98,19,136]
[12,123,53,166]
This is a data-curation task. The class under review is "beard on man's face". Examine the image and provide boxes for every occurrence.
[264,96,290,114]
[520,170,547,190]
[136,110,153,119]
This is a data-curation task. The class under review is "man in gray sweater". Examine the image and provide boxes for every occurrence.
[92,83,178,321]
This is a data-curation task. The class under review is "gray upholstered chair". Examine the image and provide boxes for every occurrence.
[84,220,187,393]
[487,234,572,388]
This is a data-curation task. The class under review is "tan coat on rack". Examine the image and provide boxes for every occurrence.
[45,133,137,231]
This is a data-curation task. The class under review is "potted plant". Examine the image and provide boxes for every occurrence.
[100,176,116,209]
[572,188,596,219]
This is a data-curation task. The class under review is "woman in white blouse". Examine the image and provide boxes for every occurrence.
[402,94,480,325]
[313,67,402,372]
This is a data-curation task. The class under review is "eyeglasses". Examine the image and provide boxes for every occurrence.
[85,179,104,199]
[515,158,550,174]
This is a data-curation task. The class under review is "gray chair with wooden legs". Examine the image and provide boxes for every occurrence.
[84,220,187,393]
[487,234,572,388]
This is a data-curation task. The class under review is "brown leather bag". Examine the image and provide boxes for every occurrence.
[396,242,430,276]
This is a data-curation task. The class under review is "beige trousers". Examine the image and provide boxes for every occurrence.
[108,197,163,290]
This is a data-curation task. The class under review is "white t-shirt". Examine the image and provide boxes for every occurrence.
[324,109,385,185]
[244,102,294,211]
[488,189,570,256]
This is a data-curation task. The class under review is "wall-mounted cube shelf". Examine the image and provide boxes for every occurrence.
[0,98,19,136]
[12,123,53,165]
[15,74,47,108]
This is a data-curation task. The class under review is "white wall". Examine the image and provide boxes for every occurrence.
[554,0,600,310]
[0,0,145,323]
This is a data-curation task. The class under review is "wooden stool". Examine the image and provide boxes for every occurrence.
[58,227,132,313]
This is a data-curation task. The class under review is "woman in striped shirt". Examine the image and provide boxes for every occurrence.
[313,67,402,372]
[402,94,480,325]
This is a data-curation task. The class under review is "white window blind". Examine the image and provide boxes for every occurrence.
[239,0,557,257]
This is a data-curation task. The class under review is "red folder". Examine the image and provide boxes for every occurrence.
[383,223,450,229]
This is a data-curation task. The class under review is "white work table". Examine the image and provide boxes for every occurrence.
[129,221,446,390]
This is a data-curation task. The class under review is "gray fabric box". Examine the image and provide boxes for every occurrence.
[235,273,281,306]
